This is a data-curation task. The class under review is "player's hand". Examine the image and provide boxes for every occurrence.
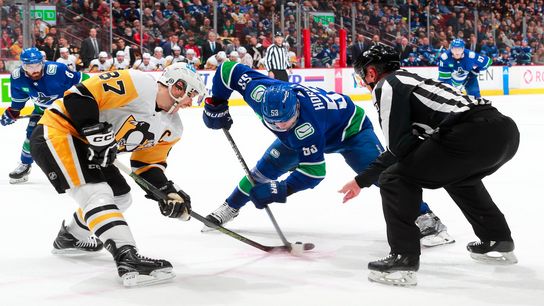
[159,189,191,220]
[82,122,118,167]
[249,181,287,209]
[338,179,361,203]
[151,181,191,220]
[1,107,20,126]
[202,97,233,130]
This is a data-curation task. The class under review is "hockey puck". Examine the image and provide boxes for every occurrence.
[290,241,305,256]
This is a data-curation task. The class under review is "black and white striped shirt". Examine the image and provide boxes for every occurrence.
[373,69,490,159]
[355,69,492,188]
[264,43,290,71]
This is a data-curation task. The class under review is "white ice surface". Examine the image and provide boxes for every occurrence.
[0,95,543,306]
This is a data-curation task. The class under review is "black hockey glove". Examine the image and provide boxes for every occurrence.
[202,96,233,130]
[82,122,118,167]
[156,181,192,220]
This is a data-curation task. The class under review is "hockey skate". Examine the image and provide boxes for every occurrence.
[201,202,240,232]
[9,163,31,184]
[52,221,103,255]
[416,212,455,247]
[105,240,175,287]
[467,240,518,265]
[368,253,419,286]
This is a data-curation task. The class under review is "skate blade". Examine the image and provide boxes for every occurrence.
[421,231,456,247]
[9,176,29,184]
[368,270,417,286]
[122,268,175,287]
[470,251,518,265]
[51,248,103,256]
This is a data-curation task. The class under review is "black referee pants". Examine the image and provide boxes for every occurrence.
[271,69,289,82]
[378,108,520,255]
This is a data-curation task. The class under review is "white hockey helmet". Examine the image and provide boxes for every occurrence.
[158,62,206,112]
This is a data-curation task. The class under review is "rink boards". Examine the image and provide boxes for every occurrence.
[1,65,543,112]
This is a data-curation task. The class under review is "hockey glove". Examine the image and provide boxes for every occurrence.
[249,181,287,209]
[156,181,191,220]
[1,107,21,126]
[82,122,118,167]
[202,97,233,130]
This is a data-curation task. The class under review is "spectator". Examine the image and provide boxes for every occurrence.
[351,34,367,64]
[40,35,58,61]
[124,0,141,23]
[161,32,180,56]
[0,59,7,73]
[396,36,413,61]
[184,36,201,58]
[9,34,23,59]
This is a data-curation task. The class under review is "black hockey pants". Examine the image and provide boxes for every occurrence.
[378,107,520,255]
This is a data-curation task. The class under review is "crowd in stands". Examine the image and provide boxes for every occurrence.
[0,0,544,73]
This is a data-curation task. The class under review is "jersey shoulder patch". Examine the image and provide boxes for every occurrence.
[468,51,476,59]
[440,52,449,60]
[11,68,21,79]
[46,63,58,75]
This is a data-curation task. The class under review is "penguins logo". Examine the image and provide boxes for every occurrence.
[117,115,155,152]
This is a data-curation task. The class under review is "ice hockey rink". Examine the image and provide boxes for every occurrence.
[0,95,543,306]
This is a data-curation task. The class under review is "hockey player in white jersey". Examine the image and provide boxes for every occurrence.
[165,45,185,67]
[111,50,131,70]
[56,47,77,72]
[133,52,159,71]
[88,51,113,72]
[151,46,168,70]
[29,63,206,287]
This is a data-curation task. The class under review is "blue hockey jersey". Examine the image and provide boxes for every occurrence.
[212,62,367,193]
[9,62,82,111]
[438,49,492,89]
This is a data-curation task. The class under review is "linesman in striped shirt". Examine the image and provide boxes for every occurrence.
[264,31,292,81]
[340,44,519,286]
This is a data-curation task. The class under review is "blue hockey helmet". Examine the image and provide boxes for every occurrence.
[450,38,465,49]
[262,84,299,132]
[20,47,44,65]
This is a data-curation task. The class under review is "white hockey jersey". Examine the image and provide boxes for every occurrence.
[89,58,113,72]
[56,55,78,71]
[40,70,182,174]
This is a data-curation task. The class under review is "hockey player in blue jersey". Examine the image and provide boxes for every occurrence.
[201,61,454,246]
[438,39,492,98]
[0,47,82,183]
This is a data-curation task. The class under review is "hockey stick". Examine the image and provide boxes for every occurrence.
[222,128,314,252]
[112,159,290,253]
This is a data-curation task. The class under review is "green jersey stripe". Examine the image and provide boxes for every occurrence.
[342,105,366,141]
[296,161,326,179]
[220,61,238,89]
